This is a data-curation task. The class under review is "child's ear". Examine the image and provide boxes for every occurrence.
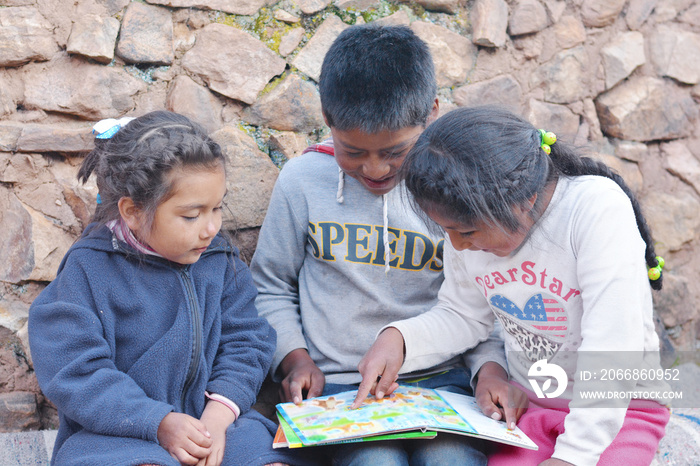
[118,197,144,232]
[514,193,538,217]
[527,193,538,210]
[426,98,440,125]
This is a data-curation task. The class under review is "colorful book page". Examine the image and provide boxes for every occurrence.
[276,385,538,450]
[436,390,538,450]
[276,386,476,446]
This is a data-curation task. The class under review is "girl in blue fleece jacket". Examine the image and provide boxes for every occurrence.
[28,111,310,466]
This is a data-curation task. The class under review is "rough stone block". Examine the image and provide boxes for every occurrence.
[0,187,33,284]
[553,16,586,50]
[679,3,700,27]
[0,392,40,432]
[601,31,645,90]
[471,0,508,48]
[16,124,95,154]
[166,75,223,134]
[641,191,700,253]
[243,74,324,132]
[23,53,145,120]
[625,0,658,30]
[278,28,305,57]
[649,25,700,85]
[654,274,693,328]
[661,141,700,197]
[595,77,698,141]
[411,21,475,88]
[409,0,461,14]
[116,2,173,66]
[182,24,286,105]
[292,15,349,83]
[146,0,267,16]
[67,15,120,64]
[297,0,333,15]
[275,10,301,23]
[533,46,588,104]
[508,0,549,36]
[0,7,58,67]
[374,10,411,26]
[269,132,310,161]
[453,74,522,113]
[336,0,382,10]
[581,0,626,27]
[211,126,280,230]
[614,141,647,163]
[0,125,22,153]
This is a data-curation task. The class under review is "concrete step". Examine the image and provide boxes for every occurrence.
[2,413,698,465]
[0,430,55,466]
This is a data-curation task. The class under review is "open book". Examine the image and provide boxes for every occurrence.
[273,385,537,450]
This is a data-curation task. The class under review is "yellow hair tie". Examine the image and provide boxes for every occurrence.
[648,256,664,281]
[538,129,557,155]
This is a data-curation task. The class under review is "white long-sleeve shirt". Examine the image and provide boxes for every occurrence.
[390,176,669,465]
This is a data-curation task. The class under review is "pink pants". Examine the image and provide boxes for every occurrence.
[488,383,670,465]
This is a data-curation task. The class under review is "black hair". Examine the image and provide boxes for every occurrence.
[78,110,226,231]
[318,24,437,133]
[403,106,662,290]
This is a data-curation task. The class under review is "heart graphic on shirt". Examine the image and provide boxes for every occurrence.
[489,293,568,362]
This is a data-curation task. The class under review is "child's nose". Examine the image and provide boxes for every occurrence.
[202,217,220,238]
[362,157,391,179]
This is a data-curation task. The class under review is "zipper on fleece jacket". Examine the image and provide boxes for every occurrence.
[179,266,202,412]
[106,232,226,412]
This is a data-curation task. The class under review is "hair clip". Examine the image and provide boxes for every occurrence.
[96,193,102,205]
[648,256,665,281]
[538,129,557,155]
[93,117,136,139]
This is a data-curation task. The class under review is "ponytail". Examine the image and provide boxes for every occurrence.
[547,143,663,290]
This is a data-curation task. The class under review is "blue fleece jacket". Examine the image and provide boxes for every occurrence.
[28,224,278,465]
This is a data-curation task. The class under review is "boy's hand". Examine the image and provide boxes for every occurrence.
[279,349,325,404]
[352,327,404,408]
[157,412,212,465]
[474,362,528,430]
[197,400,237,466]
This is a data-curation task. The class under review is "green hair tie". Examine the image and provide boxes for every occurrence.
[538,129,557,155]
[648,255,665,281]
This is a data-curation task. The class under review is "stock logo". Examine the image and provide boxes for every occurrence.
[528,359,568,399]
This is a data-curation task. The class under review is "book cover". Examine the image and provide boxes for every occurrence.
[274,385,538,450]
[273,412,436,449]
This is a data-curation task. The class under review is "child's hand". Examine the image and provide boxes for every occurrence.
[157,412,212,465]
[474,362,528,430]
[279,348,326,404]
[196,401,237,466]
[352,327,404,408]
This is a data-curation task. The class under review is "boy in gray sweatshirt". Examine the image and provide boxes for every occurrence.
[250,24,525,465]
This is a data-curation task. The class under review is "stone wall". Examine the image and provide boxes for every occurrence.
[0,0,698,432]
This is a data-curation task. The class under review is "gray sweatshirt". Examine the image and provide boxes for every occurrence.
[250,147,505,385]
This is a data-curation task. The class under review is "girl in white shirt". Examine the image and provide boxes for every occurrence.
[354,106,670,466]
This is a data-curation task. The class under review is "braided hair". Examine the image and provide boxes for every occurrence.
[78,111,226,231]
[402,106,662,290]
